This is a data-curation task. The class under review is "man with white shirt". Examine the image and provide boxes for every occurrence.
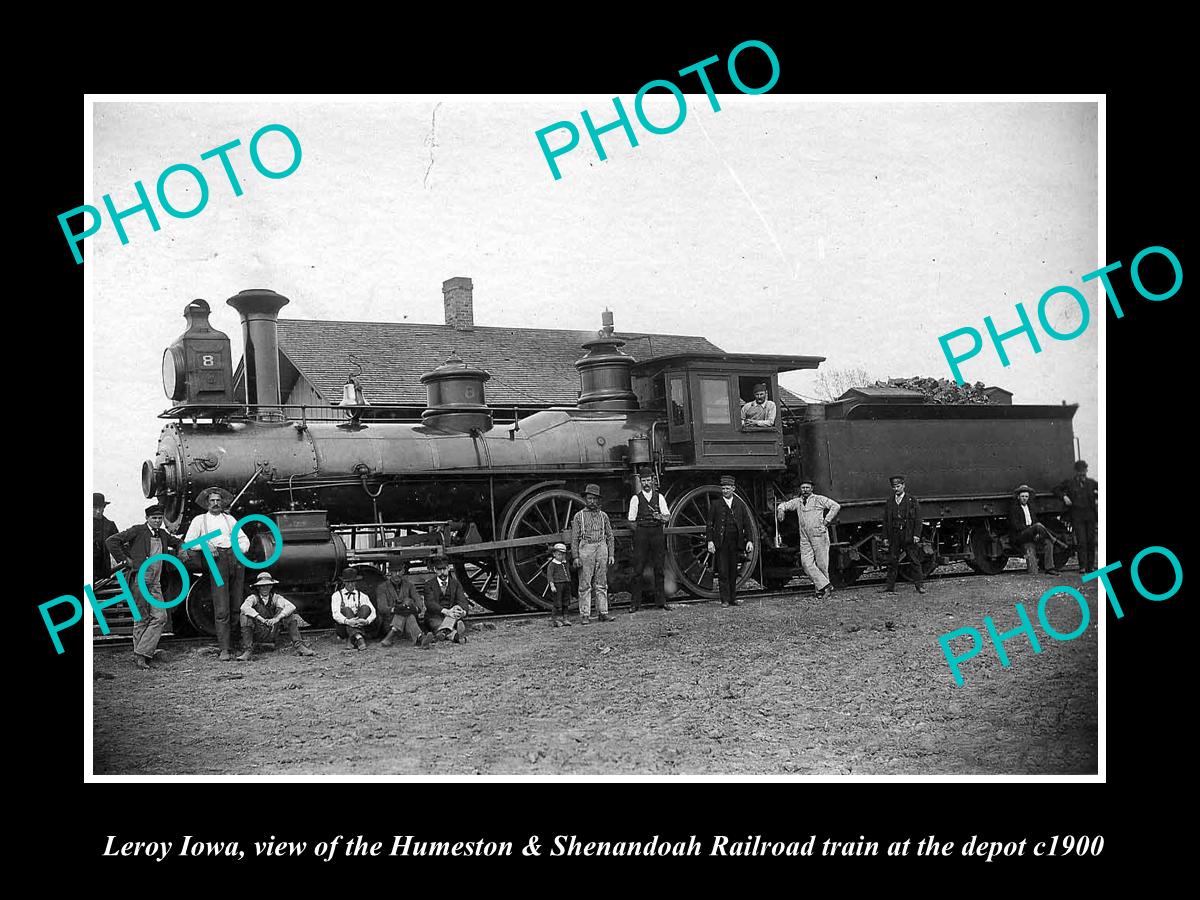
[777,478,841,600]
[706,475,755,607]
[627,467,672,612]
[331,568,376,650]
[183,487,251,661]
[1009,485,1062,576]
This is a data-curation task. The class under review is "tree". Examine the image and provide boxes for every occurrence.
[812,366,873,402]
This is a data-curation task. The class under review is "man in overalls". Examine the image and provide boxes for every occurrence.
[777,479,842,599]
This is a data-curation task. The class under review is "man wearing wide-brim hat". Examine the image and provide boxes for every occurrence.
[1009,484,1064,576]
[331,568,376,650]
[93,492,120,583]
[183,487,251,661]
[106,503,183,670]
[237,572,316,661]
[570,482,615,625]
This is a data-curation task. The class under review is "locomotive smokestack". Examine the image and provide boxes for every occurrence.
[227,289,290,418]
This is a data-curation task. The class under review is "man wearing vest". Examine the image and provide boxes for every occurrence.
[706,475,755,607]
[236,572,316,661]
[331,568,376,650]
[627,467,673,612]
[106,503,182,670]
[183,487,250,661]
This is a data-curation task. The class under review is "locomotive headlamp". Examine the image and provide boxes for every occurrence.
[163,346,186,400]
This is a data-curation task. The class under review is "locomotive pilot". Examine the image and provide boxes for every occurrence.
[378,559,426,648]
[106,503,182,670]
[331,568,376,650]
[627,466,673,612]
[707,475,755,607]
[236,572,316,660]
[1056,460,1099,574]
[777,478,841,600]
[570,483,615,625]
[740,383,777,430]
[424,556,468,644]
[881,475,927,594]
[183,487,250,662]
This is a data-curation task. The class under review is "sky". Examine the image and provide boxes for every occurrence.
[90,98,1097,530]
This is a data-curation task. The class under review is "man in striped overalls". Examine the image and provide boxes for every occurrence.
[571,483,616,625]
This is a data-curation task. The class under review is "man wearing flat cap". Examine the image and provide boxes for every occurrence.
[93,492,120,583]
[1056,460,1099,574]
[740,383,777,430]
[331,568,376,650]
[881,475,926,594]
[1009,485,1063,576]
[627,466,673,612]
[106,504,183,670]
[707,475,755,606]
[237,572,316,661]
[777,478,841,599]
[570,483,615,625]
[183,487,250,661]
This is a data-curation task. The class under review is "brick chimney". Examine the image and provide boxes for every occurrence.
[442,277,474,330]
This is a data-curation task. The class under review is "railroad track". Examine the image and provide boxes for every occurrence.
[92,561,1078,648]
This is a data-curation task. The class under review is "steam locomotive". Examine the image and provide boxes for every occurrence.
[142,289,1079,634]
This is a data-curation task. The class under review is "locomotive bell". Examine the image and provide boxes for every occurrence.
[420,353,492,433]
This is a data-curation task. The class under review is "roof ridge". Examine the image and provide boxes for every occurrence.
[276,318,712,340]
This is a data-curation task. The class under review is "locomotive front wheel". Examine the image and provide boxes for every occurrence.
[666,485,760,599]
[501,488,585,611]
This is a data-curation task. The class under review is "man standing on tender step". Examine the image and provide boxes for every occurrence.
[183,487,250,661]
[627,467,673,612]
[881,474,927,594]
[93,493,120,584]
[777,478,841,600]
[236,572,316,661]
[106,503,182,670]
[570,483,615,625]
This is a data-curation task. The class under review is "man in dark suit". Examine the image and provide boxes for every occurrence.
[378,560,427,648]
[424,556,468,644]
[106,503,183,669]
[93,492,120,583]
[1057,460,1099,574]
[881,475,927,594]
[706,475,756,607]
[1009,484,1063,576]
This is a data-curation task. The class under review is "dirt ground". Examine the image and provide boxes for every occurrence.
[92,571,1098,775]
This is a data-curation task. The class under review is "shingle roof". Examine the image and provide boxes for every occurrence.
[275,320,724,406]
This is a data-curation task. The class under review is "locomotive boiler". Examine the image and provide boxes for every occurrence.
[143,288,1082,636]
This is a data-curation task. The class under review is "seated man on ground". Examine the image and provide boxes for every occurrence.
[378,559,426,648]
[236,572,316,661]
[424,555,469,644]
[331,568,376,651]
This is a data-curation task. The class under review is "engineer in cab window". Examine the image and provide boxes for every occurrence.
[741,383,776,430]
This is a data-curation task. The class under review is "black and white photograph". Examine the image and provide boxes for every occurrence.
[84,94,1101,777]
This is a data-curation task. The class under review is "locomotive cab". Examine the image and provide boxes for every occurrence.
[632,353,822,470]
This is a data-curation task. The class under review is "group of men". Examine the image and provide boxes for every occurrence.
[94,456,1100,665]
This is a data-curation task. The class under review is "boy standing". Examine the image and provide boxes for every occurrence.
[548,542,573,627]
